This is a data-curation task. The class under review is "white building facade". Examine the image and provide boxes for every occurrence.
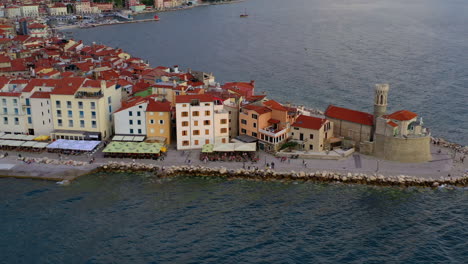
[175,94,229,150]
[114,99,148,136]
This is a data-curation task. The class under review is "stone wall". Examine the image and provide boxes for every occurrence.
[374,134,431,163]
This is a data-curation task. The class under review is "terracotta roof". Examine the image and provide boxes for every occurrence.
[115,96,147,113]
[146,100,171,112]
[268,119,280,124]
[28,23,46,29]
[325,105,374,126]
[386,110,417,121]
[23,79,59,92]
[51,77,86,95]
[243,104,272,115]
[175,94,216,104]
[30,92,51,99]
[387,121,398,127]
[0,92,21,97]
[264,99,288,111]
[292,115,327,130]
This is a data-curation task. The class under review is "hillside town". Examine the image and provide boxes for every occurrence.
[0,0,210,18]
[1,9,459,171]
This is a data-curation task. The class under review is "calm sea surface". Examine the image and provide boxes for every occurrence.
[67,0,468,145]
[2,1,467,263]
[1,173,467,263]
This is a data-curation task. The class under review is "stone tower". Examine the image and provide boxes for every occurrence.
[374,84,389,121]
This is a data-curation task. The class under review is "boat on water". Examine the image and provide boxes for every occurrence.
[154,15,160,21]
[240,9,248,17]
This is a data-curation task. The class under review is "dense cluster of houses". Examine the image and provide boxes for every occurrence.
[0,17,433,162]
[0,0,193,18]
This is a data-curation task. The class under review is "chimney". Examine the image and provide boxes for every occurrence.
[173,65,179,73]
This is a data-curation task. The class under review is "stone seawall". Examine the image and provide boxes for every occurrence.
[98,162,468,188]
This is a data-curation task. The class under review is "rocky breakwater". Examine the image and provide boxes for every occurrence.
[18,157,90,166]
[432,137,468,155]
[99,161,468,188]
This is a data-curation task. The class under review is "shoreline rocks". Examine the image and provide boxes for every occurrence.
[96,161,468,188]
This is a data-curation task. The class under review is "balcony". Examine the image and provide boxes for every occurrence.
[75,91,103,99]
[259,126,288,138]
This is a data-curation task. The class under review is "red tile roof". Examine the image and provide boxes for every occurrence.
[387,121,398,127]
[51,77,86,95]
[385,110,417,121]
[0,92,21,97]
[28,23,46,29]
[23,79,59,92]
[146,100,171,112]
[175,94,216,104]
[268,119,280,124]
[30,92,51,99]
[115,96,147,113]
[325,105,374,126]
[264,99,288,111]
[243,104,272,115]
[292,115,328,130]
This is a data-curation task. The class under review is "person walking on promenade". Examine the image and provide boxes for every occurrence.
[271,162,275,170]
[304,162,307,168]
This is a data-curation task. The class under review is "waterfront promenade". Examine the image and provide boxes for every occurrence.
[0,144,466,184]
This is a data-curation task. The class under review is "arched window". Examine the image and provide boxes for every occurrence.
[379,94,384,104]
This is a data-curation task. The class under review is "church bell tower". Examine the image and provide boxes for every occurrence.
[374,84,389,122]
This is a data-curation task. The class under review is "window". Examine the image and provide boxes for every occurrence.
[137,120,141,125]
[159,129,164,134]
[181,111,188,117]
[3,117,7,124]
[310,145,314,150]
[241,119,247,125]
[222,138,227,143]
[14,108,18,115]
[68,110,73,118]
[129,111,133,116]
[25,99,30,106]
[14,117,19,125]
[91,120,97,128]
[252,114,258,119]
[159,120,164,125]
[109,106,112,113]
[182,130,188,136]
[150,128,155,133]
[138,129,142,134]
[80,120,85,128]
[129,120,133,125]
[204,120,210,126]
[2,108,6,114]
[130,129,134,134]
[1,99,6,106]
[221,128,227,133]
[294,127,299,130]
[205,129,209,135]
[79,111,84,118]
[310,134,314,139]
[182,121,188,127]
[159,112,164,116]
[221,119,227,124]
[182,140,189,146]
[58,119,63,127]
[193,130,200,136]
[108,96,112,104]
[149,112,154,116]
[91,111,96,119]
[252,132,257,137]
[253,122,257,128]
[192,111,199,117]
[194,140,199,145]
[241,129,247,134]
[90,102,96,109]
[78,101,83,109]
[150,119,155,124]
[28,117,32,124]
[205,110,210,116]
[204,103,210,106]
[194,120,198,126]
[190,99,200,106]
[26,108,31,115]
[68,120,73,127]
[182,104,187,107]
[66,101,72,108]
[13,99,18,106]
[137,111,141,117]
